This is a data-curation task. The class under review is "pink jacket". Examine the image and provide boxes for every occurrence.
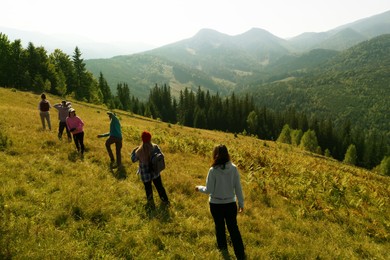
[66,116,84,135]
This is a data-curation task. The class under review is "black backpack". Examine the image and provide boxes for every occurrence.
[40,101,49,112]
[151,145,165,173]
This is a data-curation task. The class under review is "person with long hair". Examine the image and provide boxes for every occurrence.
[66,108,85,155]
[195,144,246,259]
[131,131,169,209]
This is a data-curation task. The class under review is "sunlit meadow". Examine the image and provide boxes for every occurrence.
[0,87,389,259]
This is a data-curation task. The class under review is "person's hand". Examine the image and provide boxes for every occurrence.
[195,186,199,192]
[238,207,244,213]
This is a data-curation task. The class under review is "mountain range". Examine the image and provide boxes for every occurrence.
[83,10,390,97]
[83,10,390,136]
[2,10,389,135]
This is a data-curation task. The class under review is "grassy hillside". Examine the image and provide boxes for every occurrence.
[0,87,389,259]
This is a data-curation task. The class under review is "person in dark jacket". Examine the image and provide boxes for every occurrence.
[38,93,51,130]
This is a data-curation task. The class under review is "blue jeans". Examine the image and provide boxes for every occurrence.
[210,202,245,259]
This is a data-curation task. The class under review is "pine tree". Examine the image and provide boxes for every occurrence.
[72,46,91,100]
[379,156,390,176]
[344,144,357,165]
[98,72,112,105]
[277,124,292,144]
[299,129,319,153]
[291,129,303,146]
[246,111,259,135]
[116,83,131,111]
[49,49,75,95]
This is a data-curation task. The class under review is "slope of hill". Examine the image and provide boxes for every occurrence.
[242,34,390,134]
[1,87,389,259]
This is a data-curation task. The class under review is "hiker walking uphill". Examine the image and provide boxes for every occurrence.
[131,131,170,209]
[53,100,72,141]
[97,111,122,168]
[66,108,85,155]
[38,93,51,130]
[195,144,246,260]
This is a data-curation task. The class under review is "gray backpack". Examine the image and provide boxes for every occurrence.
[151,145,165,173]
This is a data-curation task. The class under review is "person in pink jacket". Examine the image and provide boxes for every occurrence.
[66,108,85,155]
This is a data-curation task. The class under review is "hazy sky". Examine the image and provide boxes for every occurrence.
[1,0,389,46]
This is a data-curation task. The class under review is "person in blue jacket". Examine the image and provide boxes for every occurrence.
[97,111,122,168]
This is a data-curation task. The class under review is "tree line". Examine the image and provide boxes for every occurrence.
[0,33,388,173]
[128,84,388,172]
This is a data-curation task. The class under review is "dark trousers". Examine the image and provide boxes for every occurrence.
[105,136,122,165]
[143,176,169,204]
[210,202,245,259]
[58,121,71,140]
[72,132,85,154]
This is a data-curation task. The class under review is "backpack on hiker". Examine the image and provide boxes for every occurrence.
[40,101,50,112]
[151,145,165,173]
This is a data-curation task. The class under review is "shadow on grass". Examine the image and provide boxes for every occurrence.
[140,202,172,222]
[110,165,127,180]
[68,151,81,162]
[220,249,231,260]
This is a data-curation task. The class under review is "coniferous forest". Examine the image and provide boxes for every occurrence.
[0,33,388,172]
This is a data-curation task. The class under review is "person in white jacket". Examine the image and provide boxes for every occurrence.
[195,144,246,260]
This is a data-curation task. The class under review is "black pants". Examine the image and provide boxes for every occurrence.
[210,202,245,259]
[143,176,169,204]
[58,121,71,140]
[72,132,85,154]
[105,136,122,165]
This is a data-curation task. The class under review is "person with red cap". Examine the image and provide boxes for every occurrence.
[131,131,170,209]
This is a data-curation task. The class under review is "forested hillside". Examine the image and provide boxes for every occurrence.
[0,31,389,170]
[243,34,390,135]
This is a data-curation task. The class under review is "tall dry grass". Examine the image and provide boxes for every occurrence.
[0,87,389,259]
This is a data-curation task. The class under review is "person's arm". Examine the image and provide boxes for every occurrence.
[53,103,61,110]
[130,148,139,163]
[66,118,73,132]
[196,169,215,194]
[234,168,244,211]
[78,117,84,129]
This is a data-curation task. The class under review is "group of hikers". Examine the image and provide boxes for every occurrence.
[38,93,246,259]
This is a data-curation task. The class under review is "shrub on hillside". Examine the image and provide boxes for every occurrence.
[344,144,357,165]
[0,130,12,151]
[379,156,390,176]
[299,129,319,153]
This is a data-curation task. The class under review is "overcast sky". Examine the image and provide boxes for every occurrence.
[1,0,389,47]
